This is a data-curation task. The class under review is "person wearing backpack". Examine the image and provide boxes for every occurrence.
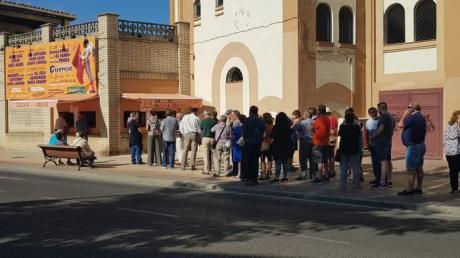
[146,110,162,166]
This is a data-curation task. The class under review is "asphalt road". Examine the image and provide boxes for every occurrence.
[1,169,460,258]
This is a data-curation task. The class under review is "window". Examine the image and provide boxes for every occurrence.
[339,6,354,44]
[124,111,146,128]
[194,0,201,19]
[415,0,436,41]
[80,111,97,128]
[226,67,243,83]
[59,112,74,128]
[316,3,332,42]
[216,0,223,8]
[385,4,405,44]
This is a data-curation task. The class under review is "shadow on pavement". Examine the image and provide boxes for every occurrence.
[0,183,459,258]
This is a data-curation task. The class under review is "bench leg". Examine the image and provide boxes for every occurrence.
[43,158,57,168]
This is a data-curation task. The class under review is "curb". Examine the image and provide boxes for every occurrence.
[2,165,459,216]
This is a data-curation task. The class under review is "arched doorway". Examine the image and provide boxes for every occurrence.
[212,42,258,115]
[225,67,244,113]
[219,57,250,114]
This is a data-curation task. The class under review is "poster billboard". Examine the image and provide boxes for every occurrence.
[6,36,97,100]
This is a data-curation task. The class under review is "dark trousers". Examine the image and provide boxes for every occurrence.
[447,155,460,191]
[232,161,239,176]
[368,145,382,181]
[242,143,261,181]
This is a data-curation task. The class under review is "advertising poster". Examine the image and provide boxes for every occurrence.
[6,36,97,100]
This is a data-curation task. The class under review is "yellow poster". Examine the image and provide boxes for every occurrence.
[6,36,97,100]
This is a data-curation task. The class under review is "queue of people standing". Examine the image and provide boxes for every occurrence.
[124,103,460,196]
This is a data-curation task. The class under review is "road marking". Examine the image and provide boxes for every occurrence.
[268,229,351,245]
[41,196,57,200]
[425,182,449,191]
[0,176,23,181]
[117,207,180,219]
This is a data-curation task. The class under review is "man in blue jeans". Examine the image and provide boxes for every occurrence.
[160,110,180,169]
[397,102,427,196]
[128,112,143,165]
[366,107,381,184]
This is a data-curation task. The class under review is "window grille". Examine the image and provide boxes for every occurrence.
[226,67,243,83]
[339,7,354,44]
[194,0,201,19]
[81,111,97,129]
[385,4,405,44]
[316,3,332,42]
[415,0,436,41]
[216,0,223,8]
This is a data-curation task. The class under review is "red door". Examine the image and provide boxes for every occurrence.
[379,88,443,160]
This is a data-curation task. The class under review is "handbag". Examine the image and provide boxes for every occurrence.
[334,148,342,163]
[261,142,270,152]
[236,136,245,147]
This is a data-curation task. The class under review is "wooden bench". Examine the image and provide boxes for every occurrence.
[37,144,96,171]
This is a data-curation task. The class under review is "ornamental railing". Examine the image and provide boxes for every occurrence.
[118,19,176,40]
[8,30,42,46]
[53,21,99,40]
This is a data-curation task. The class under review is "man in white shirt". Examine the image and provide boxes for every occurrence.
[180,108,201,170]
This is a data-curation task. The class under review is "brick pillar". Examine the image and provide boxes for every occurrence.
[40,23,54,43]
[176,22,191,95]
[98,13,120,155]
[0,32,9,146]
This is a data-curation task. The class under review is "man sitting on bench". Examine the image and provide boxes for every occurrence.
[72,132,96,166]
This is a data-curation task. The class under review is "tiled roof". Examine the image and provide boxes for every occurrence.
[0,0,77,20]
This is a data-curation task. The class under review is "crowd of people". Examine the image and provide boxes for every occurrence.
[48,101,460,196]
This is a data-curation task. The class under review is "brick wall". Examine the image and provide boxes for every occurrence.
[8,108,45,132]
[118,38,178,74]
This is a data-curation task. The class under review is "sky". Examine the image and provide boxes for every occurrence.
[19,0,170,24]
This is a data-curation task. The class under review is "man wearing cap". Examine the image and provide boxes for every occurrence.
[200,110,218,174]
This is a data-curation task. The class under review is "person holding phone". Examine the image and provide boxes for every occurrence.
[397,102,427,196]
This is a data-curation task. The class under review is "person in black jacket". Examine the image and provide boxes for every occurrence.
[338,112,362,189]
[270,112,293,183]
[242,106,266,186]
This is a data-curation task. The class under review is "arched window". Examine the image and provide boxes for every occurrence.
[226,67,243,83]
[415,0,436,41]
[216,0,223,8]
[316,3,332,42]
[385,4,405,44]
[194,0,201,19]
[339,6,354,44]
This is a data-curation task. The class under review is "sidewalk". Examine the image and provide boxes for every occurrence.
[1,149,459,215]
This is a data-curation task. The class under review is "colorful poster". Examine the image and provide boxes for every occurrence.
[6,36,97,100]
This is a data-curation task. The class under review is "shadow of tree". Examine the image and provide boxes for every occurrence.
[1,183,460,258]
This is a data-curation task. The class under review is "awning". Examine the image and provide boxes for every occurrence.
[8,94,99,108]
[122,93,203,110]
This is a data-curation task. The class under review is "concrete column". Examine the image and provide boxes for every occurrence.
[176,22,191,96]
[98,13,120,155]
[40,23,54,43]
[0,32,9,144]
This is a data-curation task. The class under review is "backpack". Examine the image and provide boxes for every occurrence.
[149,116,161,136]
